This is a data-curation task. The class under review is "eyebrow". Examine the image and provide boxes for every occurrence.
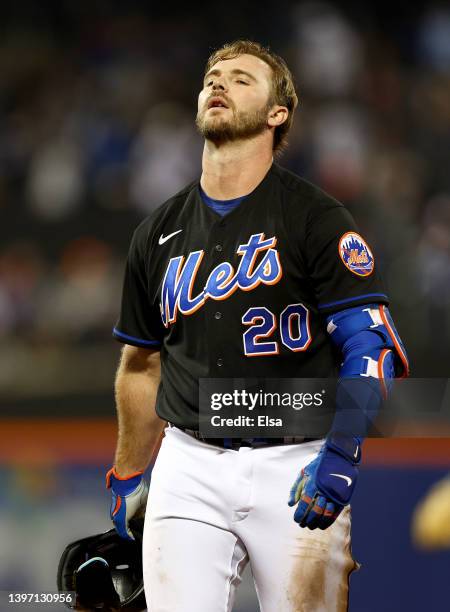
[204,68,257,83]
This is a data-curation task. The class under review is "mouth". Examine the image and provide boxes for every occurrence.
[207,97,230,110]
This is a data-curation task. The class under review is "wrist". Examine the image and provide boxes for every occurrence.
[325,431,361,465]
[110,466,144,480]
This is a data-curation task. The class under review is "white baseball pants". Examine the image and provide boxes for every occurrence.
[143,426,358,612]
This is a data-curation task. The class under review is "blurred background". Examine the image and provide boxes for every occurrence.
[0,0,450,610]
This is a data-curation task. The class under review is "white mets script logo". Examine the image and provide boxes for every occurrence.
[160,233,282,327]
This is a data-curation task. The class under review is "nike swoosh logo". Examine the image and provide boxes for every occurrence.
[330,473,352,486]
[158,230,183,245]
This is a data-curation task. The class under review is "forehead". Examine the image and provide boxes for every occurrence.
[208,53,273,83]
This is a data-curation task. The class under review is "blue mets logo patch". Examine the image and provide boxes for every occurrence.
[339,232,374,277]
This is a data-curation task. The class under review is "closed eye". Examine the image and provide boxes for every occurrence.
[236,79,249,85]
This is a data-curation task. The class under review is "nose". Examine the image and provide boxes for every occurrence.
[212,78,226,92]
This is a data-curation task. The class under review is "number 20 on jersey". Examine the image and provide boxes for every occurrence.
[242,303,311,357]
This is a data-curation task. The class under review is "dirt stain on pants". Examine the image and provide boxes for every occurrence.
[286,507,360,612]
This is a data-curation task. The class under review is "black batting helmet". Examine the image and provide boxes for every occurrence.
[57,518,146,611]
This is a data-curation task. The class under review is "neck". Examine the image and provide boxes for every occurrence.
[200,135,274,199]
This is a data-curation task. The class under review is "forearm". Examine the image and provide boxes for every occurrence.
[331,376,383,440]
[326,303,409,440]
[114,347,166,475]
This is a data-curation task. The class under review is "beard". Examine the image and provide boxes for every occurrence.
[196,101,271,144]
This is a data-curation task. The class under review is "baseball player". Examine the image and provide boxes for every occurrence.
[106,40,409,611]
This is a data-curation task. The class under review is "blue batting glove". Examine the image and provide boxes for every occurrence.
[288,432,361,530]
[106,467,149,540]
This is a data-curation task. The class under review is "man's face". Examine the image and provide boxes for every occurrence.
[196,54,275,144]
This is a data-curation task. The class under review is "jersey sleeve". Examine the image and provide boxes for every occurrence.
[113,227,163,349]
[306,205,389,315]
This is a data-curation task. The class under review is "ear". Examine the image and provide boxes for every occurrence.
[268,105,289,128]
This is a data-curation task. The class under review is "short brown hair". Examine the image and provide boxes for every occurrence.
[205,40,298,153]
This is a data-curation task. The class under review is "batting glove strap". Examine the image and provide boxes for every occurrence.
[106,467,147,541]
[105,467,143,495]
[315,447,359,506]
[325,431,361,465]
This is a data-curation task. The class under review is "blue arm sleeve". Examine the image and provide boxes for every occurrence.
[326,303,409,440]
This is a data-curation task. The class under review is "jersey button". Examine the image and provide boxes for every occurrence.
[217,358,224,367]
[214,311,222,320]
[215,244,223,252]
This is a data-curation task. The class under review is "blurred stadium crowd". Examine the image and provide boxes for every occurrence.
[1,1,450,405]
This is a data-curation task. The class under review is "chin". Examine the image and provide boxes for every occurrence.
[197,116,233,141]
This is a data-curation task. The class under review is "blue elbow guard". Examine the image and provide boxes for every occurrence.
[326,303,409,437]
[326,303,409,383]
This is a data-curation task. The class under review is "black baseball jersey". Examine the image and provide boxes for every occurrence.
[113,163,389,428]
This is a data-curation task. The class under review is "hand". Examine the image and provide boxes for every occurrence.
[106,467,149,540]
[288,433,361,530]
